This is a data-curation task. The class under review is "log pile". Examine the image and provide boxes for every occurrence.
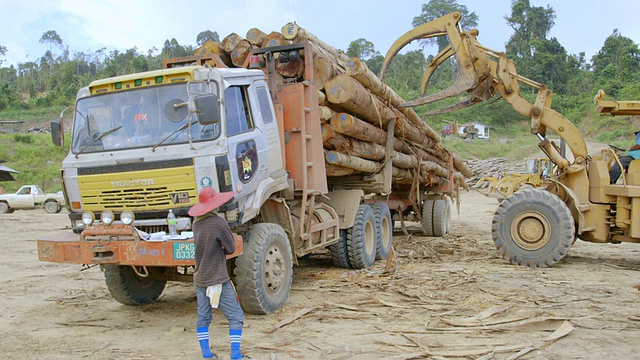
[466,158,526,187]
[205,24,472,190]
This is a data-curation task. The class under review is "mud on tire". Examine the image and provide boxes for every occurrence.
[234,223,293,315]
[492,188,575,268]
[103,265,166,305]
[371,202,393,260]
[329,230,351,269]
[421,198,451,237]
[347,203,377,269]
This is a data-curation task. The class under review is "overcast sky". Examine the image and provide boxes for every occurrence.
[1,0,638,68]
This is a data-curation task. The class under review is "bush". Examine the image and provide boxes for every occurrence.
[12,133,34,144]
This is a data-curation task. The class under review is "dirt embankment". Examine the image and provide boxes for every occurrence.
[1,191,639,359]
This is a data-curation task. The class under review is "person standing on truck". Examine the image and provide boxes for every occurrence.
[189,186,245,360]
[609,130,640,184]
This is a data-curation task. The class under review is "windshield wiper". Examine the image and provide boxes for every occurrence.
[75,125,123,158]
[152,119,197,152]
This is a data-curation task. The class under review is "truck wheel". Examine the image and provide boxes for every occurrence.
[234,223,292,315]
[328,230,351,268]
[0,202,9,214]
[347,203,376,269]
[103,265,166,305]
[421,199,451,237]
[492,188,575,268]
[44,201,60,214]
[372,202,393,260]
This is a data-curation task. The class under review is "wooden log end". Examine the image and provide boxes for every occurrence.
[246,28,267,46]
[221,32,244,53]
[281,22,299,40]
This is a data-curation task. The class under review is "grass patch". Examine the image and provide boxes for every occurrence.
[0,133,68,193]
[443,134,540,160]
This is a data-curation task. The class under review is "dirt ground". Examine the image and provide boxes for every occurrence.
[1,190,639,360]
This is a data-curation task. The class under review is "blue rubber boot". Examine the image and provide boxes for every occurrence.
[229,328,243,359]
[197,326,214,358]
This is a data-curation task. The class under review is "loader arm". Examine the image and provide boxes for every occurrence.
[381,12,588,171]
[382,12,593,233]
[594,89,640,116]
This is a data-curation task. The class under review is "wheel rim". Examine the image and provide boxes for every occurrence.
[263,244,285,295]
[365,220,375,255]
[45,202,57,213]
[511,211,551,251]
[380,216,391,248]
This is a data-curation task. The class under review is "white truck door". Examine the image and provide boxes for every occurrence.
[224,85,268,213]
[13,186,35,208]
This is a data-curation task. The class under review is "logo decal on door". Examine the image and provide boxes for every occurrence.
[236,140,258,183]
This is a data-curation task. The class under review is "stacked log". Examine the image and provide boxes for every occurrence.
[213,24,471,190]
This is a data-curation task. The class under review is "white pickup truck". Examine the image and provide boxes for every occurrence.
[0,185,66,213]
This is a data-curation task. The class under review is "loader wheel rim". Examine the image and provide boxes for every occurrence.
[511,211,551,251]
[264,244,285,295]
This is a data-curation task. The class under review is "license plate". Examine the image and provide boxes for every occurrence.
[173,242,195,260]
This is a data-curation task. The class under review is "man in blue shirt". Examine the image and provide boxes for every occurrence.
[609,130,640,184]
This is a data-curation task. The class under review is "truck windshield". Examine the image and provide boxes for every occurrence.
[71,83,221,154]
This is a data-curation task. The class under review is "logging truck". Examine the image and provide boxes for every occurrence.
[37,25,468,314]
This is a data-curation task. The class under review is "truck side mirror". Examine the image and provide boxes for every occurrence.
[194,94,221,125]
[51,120,63,147]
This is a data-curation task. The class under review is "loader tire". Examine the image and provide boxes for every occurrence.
[104,265,166,305]
[372,202,393,260]
[421,199,451,237]
[329,230,351,269]
[492,188,575,268]
[347,203,377,269]
[234,223,292,315]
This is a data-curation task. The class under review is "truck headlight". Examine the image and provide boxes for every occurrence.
[82,212,95,226]
[101,210,114,225]
[120,211,135,225]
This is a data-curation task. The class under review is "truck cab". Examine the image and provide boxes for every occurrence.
[55,65,286,233]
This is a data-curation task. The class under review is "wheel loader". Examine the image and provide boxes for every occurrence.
[475,158,554,201]
[382,12,640,268]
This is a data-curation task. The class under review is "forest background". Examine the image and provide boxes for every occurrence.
[0,0,639,191]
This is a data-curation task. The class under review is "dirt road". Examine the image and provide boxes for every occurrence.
[1,191,639,359]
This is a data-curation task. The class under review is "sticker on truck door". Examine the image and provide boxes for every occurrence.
[236,140,258,183]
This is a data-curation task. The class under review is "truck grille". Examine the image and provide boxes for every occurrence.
[77,161,198,212]
[84,186,184,209]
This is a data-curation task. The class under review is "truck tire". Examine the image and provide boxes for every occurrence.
[492,188,575,268]
[328,230,351,268]
[347,203,376,269]
[234,223,293,315]
[0,202,9,214]
[372,202,393,260]
[421,199,451,237]
[103,265,166,305]
[44,201,60,214]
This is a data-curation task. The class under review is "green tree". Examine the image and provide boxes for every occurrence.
[161,38,190,59]
[196,30,220,46]
[529,37,569,93]
[504,0,556,77]
[39,30,64,69]
[412,0,478,52]
[0,44,7,67]
[591,29,640,85]
[346,38,379,60]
